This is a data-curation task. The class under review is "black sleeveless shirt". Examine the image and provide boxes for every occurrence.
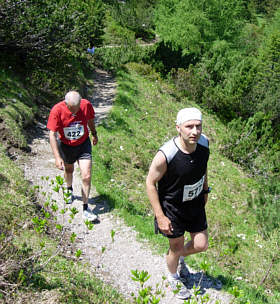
[158,135,209,207]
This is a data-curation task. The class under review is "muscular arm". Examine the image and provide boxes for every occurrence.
[49,131,64,170]
[203,169,209,204]
[88,118,98,145]
[146,151,173,235]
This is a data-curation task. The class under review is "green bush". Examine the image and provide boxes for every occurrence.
[248,178,280,237]
[221,112,279,176]
[0,0,105,60]
[102,13,136,46]
[94,44,156,71]
[0,0,105,94]
[106,0,156,41]
[154,0,252,56]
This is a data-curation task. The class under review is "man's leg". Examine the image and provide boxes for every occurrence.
[183,229,208,256]
[166,236,190,299]
[78,159,92,204]
[166,236,185,274]
[64,163,74,187]
[78,158,97,221]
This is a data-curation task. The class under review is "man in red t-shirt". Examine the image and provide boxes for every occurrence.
[47,91,98,221]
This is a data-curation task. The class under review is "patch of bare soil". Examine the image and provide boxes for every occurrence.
[20,69,233,304]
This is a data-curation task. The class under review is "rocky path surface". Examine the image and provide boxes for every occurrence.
[22,69,232,304]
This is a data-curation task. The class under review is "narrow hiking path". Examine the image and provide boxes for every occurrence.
[21,69,233,304]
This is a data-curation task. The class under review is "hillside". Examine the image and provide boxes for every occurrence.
[1,1,280,303]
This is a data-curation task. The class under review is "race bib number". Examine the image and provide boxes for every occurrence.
[63,124,84,140]
[182,176,205,202]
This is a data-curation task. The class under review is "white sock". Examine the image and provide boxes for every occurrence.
[168,272,179,280]
[179,256,185,264]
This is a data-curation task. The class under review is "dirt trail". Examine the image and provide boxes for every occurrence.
[22,69,232,304]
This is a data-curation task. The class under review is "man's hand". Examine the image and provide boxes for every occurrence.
[157,214,173,235]
[55,157,64,170]
[92,134,98,145]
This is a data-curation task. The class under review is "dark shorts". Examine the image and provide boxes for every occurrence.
[58,137,92,164]
[154,198,208,239]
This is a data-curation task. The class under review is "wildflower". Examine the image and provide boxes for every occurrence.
[237,234,246,240]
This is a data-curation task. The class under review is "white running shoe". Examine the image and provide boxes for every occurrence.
[83,209,97,222]
[168,276,191,300]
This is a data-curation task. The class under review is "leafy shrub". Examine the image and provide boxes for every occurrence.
[127,62,161,81]
[94,44,156,71]
[154,0,252,56]
[0,0,105,94]
[102,13,136,46]
[248,12,280,130]
[0,0,105,60]
[106,0,156,41]
[248,178,280,237]
[221,112,279,176]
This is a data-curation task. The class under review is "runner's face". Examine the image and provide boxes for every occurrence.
[66,102,80,115]
[176,119,202,145]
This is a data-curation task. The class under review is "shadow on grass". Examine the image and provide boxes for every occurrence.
[182,271,223,293]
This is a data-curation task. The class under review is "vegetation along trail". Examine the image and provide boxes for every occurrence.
[23,69,233,304]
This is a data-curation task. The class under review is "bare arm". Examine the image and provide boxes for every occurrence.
[146,151,173,235]
[49,131,64,170]
[88,118,98,145]
[203,168,209,204]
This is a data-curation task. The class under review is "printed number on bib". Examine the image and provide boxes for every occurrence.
[182,176,205,202]
[63,125,84,140]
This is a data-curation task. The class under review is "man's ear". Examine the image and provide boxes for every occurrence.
[176,124,180,134]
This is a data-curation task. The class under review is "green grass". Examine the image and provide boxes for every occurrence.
[92,63,280,304]
[0,69,38,149]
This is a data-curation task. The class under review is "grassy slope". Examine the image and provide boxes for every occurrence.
[92,63,280,304]
[0,69,38,149]
[0,71,130,303]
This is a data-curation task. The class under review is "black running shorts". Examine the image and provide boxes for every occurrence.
[154,198,208,238]
[58,137,92,164]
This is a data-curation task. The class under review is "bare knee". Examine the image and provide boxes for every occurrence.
[170,244,182,255]
[193,240,208,253]
[82,175,91,185]
[168,237,185,257]
[190,230,208,253]
[64,165,74,174]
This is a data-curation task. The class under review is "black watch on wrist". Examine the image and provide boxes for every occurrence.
[202,187,212,194]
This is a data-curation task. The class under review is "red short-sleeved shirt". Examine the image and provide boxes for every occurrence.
[47,99,95,146]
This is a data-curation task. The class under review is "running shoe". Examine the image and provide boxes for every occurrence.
[83,209,97,222]
[178,260,190,281]
[168,277,191,300]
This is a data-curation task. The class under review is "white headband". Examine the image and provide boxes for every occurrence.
[176,107,202,125]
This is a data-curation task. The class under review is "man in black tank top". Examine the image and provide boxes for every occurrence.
[146,108,211,299]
